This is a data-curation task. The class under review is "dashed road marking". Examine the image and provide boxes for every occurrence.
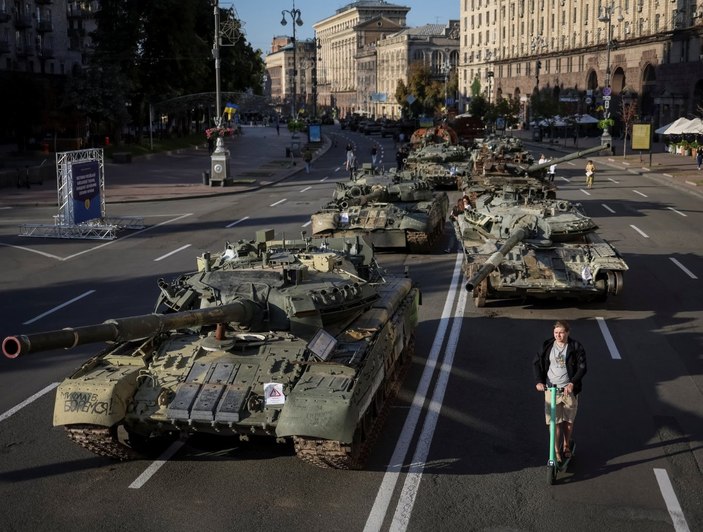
[630,224,649,238]
[669,257,697,279]
[23,290,96,325]
[154,244,191,262]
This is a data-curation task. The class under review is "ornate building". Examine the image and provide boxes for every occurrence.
[376,22,460,118]
[460,0,703,127]
[313,0,410,116]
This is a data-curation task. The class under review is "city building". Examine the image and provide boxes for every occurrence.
[264,36,317,118]
[313,0,410,116]
[376,21,460,118]
[460,0,703,128]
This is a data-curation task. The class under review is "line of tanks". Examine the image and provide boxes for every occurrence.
[2,125,628,469]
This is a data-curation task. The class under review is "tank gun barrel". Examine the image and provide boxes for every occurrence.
[465,228,527,292]
[525,144,610,174]
[2,301,257,359]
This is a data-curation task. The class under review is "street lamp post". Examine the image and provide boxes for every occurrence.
[530,35,546,92]
[280,2,303,119]
[442,59,451,117]
[598,2,623,147]
[209,2,242,186]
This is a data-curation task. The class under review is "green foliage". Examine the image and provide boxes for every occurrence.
[597,118,615,130]
[287,119,306,132]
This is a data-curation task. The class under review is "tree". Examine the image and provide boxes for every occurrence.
[619,98,639,158]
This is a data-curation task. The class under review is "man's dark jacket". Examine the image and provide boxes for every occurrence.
[533,337,587,396]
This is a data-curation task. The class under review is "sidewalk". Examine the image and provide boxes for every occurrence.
[0,125,328,207]
[513,129,703,199]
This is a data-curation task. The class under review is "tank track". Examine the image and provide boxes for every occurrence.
[293,334,415,469]
[65,424,137,461]
[407,215,445,253]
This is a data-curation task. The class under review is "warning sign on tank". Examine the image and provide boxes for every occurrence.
[264,382,285,405]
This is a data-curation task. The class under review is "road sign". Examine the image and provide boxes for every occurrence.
[603,87,612,96]
[604,95,611,101]
[604,100,610,109]
[585,97,592,104]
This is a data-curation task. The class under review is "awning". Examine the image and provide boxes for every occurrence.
[654,117,692,135]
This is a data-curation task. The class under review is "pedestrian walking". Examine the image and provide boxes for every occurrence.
[696,146,703,170]
[303,147,312,173]
[345,144,356,177]
[276,122,280,136]
[371,144,378,168]
[533,320,587,464]
[585,160,595,188]
[547,160,556,182]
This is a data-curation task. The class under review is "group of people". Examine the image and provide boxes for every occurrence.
[538,152,597,187]
[537,153,558,182]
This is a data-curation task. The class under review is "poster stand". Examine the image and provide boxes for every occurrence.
[19,149,144,240]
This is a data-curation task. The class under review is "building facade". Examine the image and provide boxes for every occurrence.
[376,22,460,118]
[264,36,317,118]
[459,0,703,127]
[0,0,97,75]
[313,0,410,116]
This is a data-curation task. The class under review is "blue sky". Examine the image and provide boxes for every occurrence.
[232,0,460,54]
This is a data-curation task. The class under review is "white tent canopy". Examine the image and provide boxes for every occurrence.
[655,117,692,135]
[680,117,703,134]
[576,114,599,124]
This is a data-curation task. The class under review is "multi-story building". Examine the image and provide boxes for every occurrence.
[0,0,97,75]
[460,0,703,128]
[264,36,317,117]
[376,22,460,118]
[313,0,410,116]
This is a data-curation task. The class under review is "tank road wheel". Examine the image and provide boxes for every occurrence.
[65,424,140,461]
[293,333,416,469]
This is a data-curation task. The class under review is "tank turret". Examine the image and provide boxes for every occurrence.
[453,191,628,306]
[3,230,421,469]
[312,172,449,253]
[522,144,610,176]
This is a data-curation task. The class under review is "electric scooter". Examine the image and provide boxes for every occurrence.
[547,386,575,485]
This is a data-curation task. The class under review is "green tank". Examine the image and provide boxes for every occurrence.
[400,143,472,189]
[310,169,449,253]
[453,187,628,306]
[461,138,608,204]
[2,230,420,469]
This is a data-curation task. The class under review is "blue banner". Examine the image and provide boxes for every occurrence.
[71,161,101,224]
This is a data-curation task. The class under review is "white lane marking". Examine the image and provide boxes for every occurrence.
[601,203,616,214]
[633,189,648,197]
[270,198,287,207]
[321,176,330,181]
[630,224,649,238]
[64,213,193,261]
[653,468,691,532]
[608,177,620,183]
[226,215,250,228]
[669,257,697,279]
[390,282,467,531]
[0,383,59,423]
[596,317,621,360]
[364,252,464,532]
[580,189,592,196]
[154,244,191,262]
[667,207,687,217]
[128,441,185,489]
[334,167,341,172]
[0,206,12,210]
[23,290,96,325]
[567,161,576,166]
[300,186,312,192]
[301,220,311,227]
[0,242,63,260]
[559,176,570,183]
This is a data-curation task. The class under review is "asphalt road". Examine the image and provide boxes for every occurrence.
[0,128,701,532]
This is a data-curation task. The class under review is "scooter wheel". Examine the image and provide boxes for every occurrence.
[548,464,557,485]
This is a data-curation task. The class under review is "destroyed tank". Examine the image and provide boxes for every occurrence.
[453,187,628,306]
[462,140,608,204]
[401,124,471,188]
[401,143,472,189]
[310,168,449,253]
[2,230,420,469]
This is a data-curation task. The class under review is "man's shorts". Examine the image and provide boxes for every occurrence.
[544,389,578,424]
